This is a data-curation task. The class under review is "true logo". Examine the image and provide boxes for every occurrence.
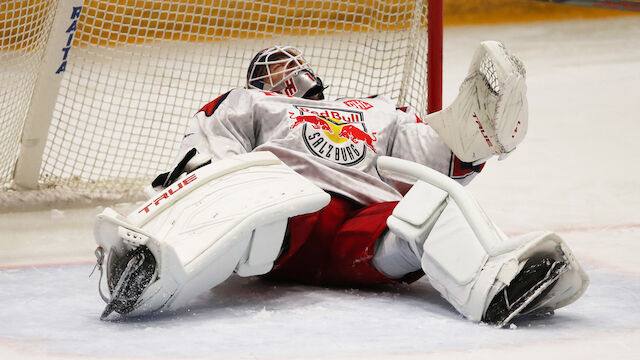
[512,120,521,139]
[473,112,493,147]
[289,105,377,166]
[138,174,198,214]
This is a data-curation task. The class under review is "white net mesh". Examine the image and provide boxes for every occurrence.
[0,0,435,206]
[0,1,57,189]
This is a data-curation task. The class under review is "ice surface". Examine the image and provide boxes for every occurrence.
[1,17,639,360]
[0,263,638,359]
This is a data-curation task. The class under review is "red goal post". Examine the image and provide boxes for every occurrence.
[0,0,443,207]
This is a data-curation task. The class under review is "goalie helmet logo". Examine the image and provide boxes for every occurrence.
[246,46,325,100]
[283,77,297,96]
[289,105,377,166]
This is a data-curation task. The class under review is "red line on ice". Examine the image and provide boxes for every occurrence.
[1,223,639,270]
[507,222,640,237]
[0,259,93,270]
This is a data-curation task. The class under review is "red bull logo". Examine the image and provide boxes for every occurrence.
[289,106,377,166]
[290,115,331,132]
[337,124,377,152]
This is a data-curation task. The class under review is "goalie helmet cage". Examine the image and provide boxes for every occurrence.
[0,0,443,209]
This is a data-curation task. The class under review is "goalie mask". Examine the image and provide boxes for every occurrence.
[247,46,325,100]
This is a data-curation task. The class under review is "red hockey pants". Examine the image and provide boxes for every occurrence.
[267,194,423,286]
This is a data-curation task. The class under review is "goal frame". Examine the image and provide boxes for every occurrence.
[4,0,444,194]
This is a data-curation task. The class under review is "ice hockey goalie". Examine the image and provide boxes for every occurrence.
[92,41,589,326]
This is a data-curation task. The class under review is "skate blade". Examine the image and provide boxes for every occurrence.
[100,251,147,320]
[496,261,568,327]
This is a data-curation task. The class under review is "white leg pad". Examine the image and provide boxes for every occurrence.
[379,156,589,322]
[94,151,330,316]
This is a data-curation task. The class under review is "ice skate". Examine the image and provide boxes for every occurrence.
[100,246,157,319]
[482,257,568,326]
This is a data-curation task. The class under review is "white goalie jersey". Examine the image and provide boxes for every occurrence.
[174,88,482,205]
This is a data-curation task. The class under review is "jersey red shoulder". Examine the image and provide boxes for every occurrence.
[396,106,424,123]
[198,91,232,117]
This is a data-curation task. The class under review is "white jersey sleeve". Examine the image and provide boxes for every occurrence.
[194,90,254,157]
[170,89,257,170]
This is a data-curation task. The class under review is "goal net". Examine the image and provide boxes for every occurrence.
[0,0,442,208]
